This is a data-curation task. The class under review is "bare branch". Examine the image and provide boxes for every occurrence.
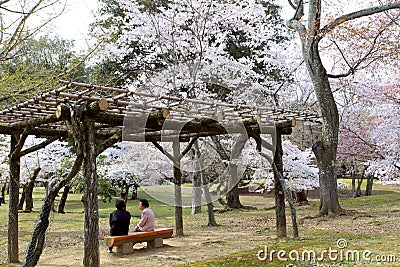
[20,136,60,157]
[180,136,199,159]
[152,141,174,161]
[320,3,400,38]
[0,0,11,6]
[0,0,66,61]
[292,0,304,20]
[327,22,395,78]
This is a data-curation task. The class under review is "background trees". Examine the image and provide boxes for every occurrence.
[0,35,87,107]
[0,0,72,107]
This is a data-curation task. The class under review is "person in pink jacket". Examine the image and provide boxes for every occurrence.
[134,198,155,232]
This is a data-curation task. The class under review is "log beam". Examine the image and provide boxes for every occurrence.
[87,99,109,113]
[55,105,70,120]
[9,114,61,131]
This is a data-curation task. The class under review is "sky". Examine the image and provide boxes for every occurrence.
[49,0,99,51]
[47,0,372,52]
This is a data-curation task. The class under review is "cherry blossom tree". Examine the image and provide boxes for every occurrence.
[286,0,400,216]
[101,142,173,201]
[95,0,294,215]
[99,0,292,103]
[336,71,400,184]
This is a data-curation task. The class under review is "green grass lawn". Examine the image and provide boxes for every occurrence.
[0,187,196,265]
[1,184,400,266]
[185,184,400,267]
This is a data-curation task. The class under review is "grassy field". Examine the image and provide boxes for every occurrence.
[0,181,400,266]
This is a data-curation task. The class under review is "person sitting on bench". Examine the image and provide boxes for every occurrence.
[134,198,155,232]
[108,199,131,253]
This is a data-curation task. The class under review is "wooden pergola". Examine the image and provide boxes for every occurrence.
[0,80,320,266]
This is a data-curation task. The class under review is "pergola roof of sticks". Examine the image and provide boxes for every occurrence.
[0,80,321,138]
[2,80,321,265]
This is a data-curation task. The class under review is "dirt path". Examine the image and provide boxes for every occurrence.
[37,215,276,267]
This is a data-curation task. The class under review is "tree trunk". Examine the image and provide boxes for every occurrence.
[23,154,84,267]
[173,141,184,237]
[131,183,138,200]
[191,171,202,215]
[0,184,3,206]
[210,136,230,208]
[24,167,41,212]
[295,190,309,205]
[1,183,6,204]
[9,133,23,263]
[58,185,71,214]
[19,185,26,210]
[312,138,342,216]
[23,187,57,267]
[226,184,241,208]
[289,2,343,217]
[351,170,357,197]
[310,57,342,216]
[82,117,99,267]
[365,175,373,196]
[226,134,247,209]
[120,181,128,202]
[203,181,217,226]
[356,175,363,197]
[194,141,217,226]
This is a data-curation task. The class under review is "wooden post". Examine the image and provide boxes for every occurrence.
[274,129,287,238]
[8,134,21,263]
[172,140,184,237]
[82,116,100,267]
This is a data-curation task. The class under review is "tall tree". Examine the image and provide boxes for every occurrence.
[94,0,291,100]
[0,0,64,62]
[0,0,69,106]
[95,0,293,209]
[287,0,400,216]
[0,3,76,261]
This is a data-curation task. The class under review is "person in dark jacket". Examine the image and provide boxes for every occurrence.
[108,198,131,253]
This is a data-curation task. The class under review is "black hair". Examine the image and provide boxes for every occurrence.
[140,198,149,208]
[115,198,126,210]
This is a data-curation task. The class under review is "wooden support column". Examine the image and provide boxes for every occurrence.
[255,124,299,239]
[172,140,183,237]
[8,134,21,263]
[274,128,286,238]
[61,100,107,267]
[82,116,99,267]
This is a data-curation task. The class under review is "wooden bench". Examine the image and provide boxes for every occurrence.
[104,228,173,254]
